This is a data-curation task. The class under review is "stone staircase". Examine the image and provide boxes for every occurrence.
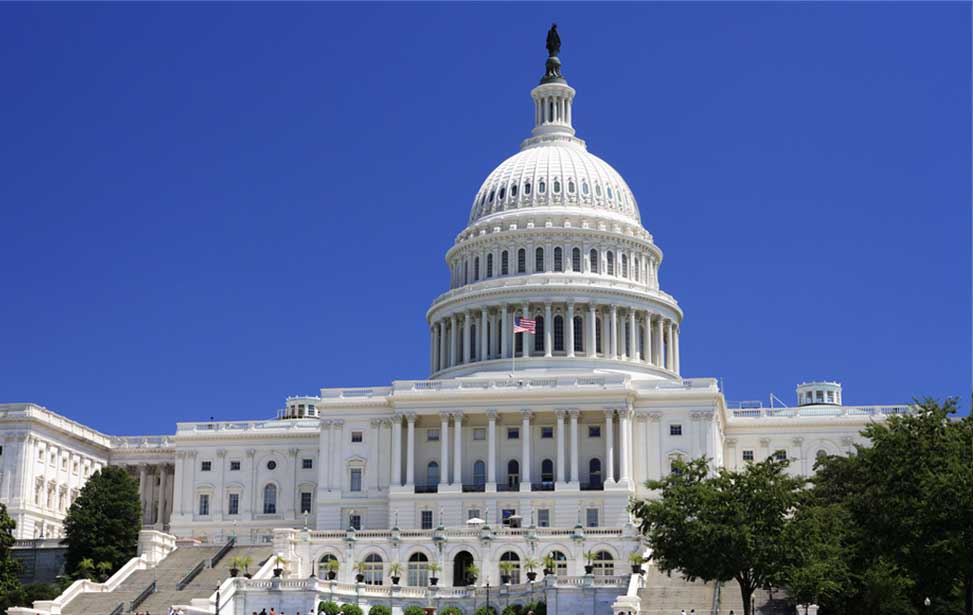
[716,585,792,615]
[638,564,717,614]
[59,544,273,615]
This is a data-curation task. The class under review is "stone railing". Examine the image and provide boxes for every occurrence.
[730,405,912,419]
[110,435,173,449]
[0,404,112,448]
[175,418,319,434]
[307,526,625,541]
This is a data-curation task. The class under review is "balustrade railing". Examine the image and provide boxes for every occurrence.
[730,404,911,419]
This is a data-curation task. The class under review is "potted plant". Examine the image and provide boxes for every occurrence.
[582,551,595,575]
[354,560,368,583]
[542,555,556,576]
[465,563,480,586]
[324,558,340,580]
[240,555,254,579]
[427,562,441,586]
[498,561,516,584]
[388,562,402,585]
[524,557,539,582]
[229,556,242,578]
[628,552,645,574]
[273,555,288,578]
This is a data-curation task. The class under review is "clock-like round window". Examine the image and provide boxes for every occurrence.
[267,460,277,470]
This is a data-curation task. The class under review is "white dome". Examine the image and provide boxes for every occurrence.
[468,141,641,226]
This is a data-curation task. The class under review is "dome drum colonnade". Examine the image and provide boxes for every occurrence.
[426,48,682,379]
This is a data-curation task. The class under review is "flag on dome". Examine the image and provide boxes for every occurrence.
[514,317,536,333]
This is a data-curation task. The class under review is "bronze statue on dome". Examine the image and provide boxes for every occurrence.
[542,24,564,84]
[546,23,561,58]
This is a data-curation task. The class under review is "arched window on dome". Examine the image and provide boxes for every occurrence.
[574,316,584,352]
[568,180,575,194]
[535,247,544,272]
[554,247,563,272]
[489,190,494,203]
[499,187,505,201]
[582,182,589,195]
[524,182,531,195]
[501,250,509,275]
[607,252,615,276]
[590,249,599,274]
[553,179,561,194]
[511,184,518,198]
[624,321,631,357]
[572,247,581,272]
[539,179,546,194]
[474,257,480,281]
[639,323,646,359]
[486,253,493,278]
[607,186,613,200]
[554,315,564,352]
[534,316,545,353]
[621,254,628,278]
[596,317,603,354]
[517,248,526,273]
[595,184,602,197]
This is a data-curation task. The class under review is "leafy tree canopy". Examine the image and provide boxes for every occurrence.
[0,503,22,596]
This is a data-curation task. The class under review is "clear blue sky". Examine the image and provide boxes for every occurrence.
[0,3,969,435]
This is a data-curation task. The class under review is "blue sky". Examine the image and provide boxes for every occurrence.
[0,3,969,435]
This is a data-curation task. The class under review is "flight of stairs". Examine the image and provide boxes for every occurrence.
[638,564,717,614]
[716,585,792,615]
[59,544,273,615]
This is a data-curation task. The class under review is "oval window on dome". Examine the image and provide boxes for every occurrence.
[511,184,518,197]
[489,190,495,203]
[568,180,575,193]
[553,180,561,193]
[607,187,613,200]
[582,182,589,195]
[539,180,546,194]
[524,182,531,195]
[499,187,505,200]
[595,184,602,197]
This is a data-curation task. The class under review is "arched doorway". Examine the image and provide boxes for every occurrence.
[453,550,474,586]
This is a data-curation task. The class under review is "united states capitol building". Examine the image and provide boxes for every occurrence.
[3,31,910,615]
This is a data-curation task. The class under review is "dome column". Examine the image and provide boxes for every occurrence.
[569,409,580,485]
[480,307,489,362]
[450,315,459,368]
[544,303,553,357]
[588,304,597,358]
[429,326,437,374]
[610,305,619,360]
[522,302,530,358]
[673,324,680,374]
[653,316,663,367]
[604,409,615,485]
[520,410,532,491]
[500,306,510,359]
[463,311,472,364]
[629,309,639,361]
[566,303,576,358]
[439,320,447,371]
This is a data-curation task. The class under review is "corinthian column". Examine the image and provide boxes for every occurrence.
[566,304,575,357]
[439,412,450,487]
[555,410,566,484]
[453,412,463,486]
[604,410,615,484]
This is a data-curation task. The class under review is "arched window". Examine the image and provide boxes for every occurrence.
[499,551,521,584]
[470,324,476,359]
[525,182,532,195]
[607,186,613,199]
[463,260,468,285]
[582,182,589,195]
[621,254,628,278]
[499,187,505,200]
[607,251,615,276]
[489,190,494,203]
[595,184,602,197]
[263,484,277,514]
[589,458,602,486]
[486,254,493,278]
[474,257,480,281]
[534,316,545,352]
[473,460,486,486]
[427,461,439,486]
[535,247,544,272]
[592,551,614,577]
[624,321,631,357]
[553,315,564,351]
[596,317,603,353]
[507,460,520,488]
[541,459,554,483]
[816,449,828,459]
[407,552,429,586]
[363,553,384,585]
[511,184,518,197]
[501,250,509,275]
[553,179,561,193]
[554,247,563,272]
[670,455,684,476]
[572,248,581,272]
[573,316,584,352]
[590,249,599,273]
[517,248,526,273]
[538,179,546,194]
[568,180,575,193]
[318,553,339,577]
[549,550,568,577]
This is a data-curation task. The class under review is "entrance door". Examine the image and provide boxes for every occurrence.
[453,550,474,586]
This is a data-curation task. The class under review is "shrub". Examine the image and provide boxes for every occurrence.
[440,607,464,615]
[403,607,427,615]
[319,601,340,615]
[368,606,391,615]
[474,607,499,615]
[340,604,363,615]
[525,601,547,615]
[502,605,524,615]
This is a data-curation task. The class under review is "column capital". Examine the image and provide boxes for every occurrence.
[288,448,300,457]
[246,448,257,458]
[759,438,772,448]
[647,412,662,422]
[485,409,498,420]
[439,411,452,421]
[568,408,581,418]
[405,412,417,423]
[333,419,345,427]
[603,407,618,418]
[520,409,533,420]
[321,419,333,427]
[554,408,569,419]
[216,449,227,458]
[792,437,804,446]
[370,418,383,427]
[381,417,395,427]
[725,438,738,446]
[450,411,464,421]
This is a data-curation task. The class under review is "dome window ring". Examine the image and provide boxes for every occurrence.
[582,182,589,195]
[595,184,602,197]
[524,182,532,195]
[553,179,561,194]
[568,180,575,194]
[511,184,518,197]
[607,186,613,200]
[489,190,495,203]
[499,187,505,200]
[538,180,546,194]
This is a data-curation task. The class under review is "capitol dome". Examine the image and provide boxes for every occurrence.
[426,39,683,381]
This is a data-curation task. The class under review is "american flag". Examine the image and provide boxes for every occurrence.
[514,316,536,333]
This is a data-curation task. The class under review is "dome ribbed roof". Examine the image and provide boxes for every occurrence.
[468,141,641,226]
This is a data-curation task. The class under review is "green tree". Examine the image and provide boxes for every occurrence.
[62,465,141,577]
[779,502,851,609]
[630,456,805,615]
[0,503,21,596]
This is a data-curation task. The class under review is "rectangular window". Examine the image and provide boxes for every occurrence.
[301,492,312,514]
[230,461,241,471]
[201,461,212,472]
[670,424,682,436]
[774,450,787,461]
[198,494,210,516]
[421,510,433,529]
[501,509,516,525]
[302,458,313,470]
[350,514,362,530]
[742,450,754,462]
[588,426,601,438]
[468,508,481,521]
[586,508,599,528]
[537,509,551,528]
[427,429,440,442]
[473,428,486,441]
[351,431,363,443]
[541,426,554,439]
[61,457,67,470]
[507,427,519,439]
[228,493,239,515]
[350,468,362,492]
